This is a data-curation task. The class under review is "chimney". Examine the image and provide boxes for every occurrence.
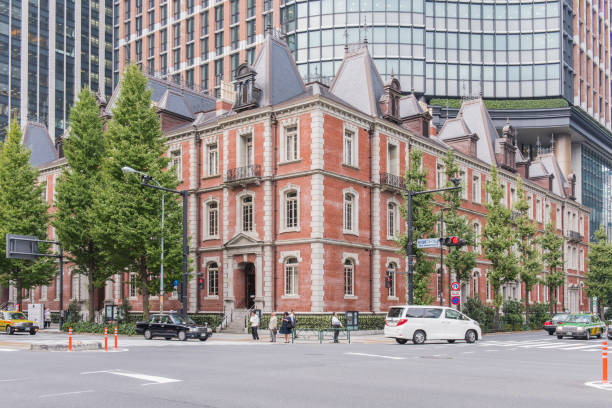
[495,118,517,172]
[216,80,235,116]
[565,173,576,200]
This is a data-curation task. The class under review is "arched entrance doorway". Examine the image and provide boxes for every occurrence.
[237,262,256,309]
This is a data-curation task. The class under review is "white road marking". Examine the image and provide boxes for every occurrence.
[345,352,405,360]
[39,390,94,398]
[536,343,584,349]
[485,349,498,352]
[559,344,602,350]
[462,351,475,354]
[81,370,181,386]
[585,381,612,391]
[0,348,18,352]
[0,378,22,382]
[517,342,560,348]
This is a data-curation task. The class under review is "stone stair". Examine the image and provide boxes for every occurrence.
[219,308,248,334]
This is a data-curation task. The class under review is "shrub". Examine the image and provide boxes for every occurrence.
[65,301,82,324]
[117,298,133,324]
[256,313,386,332]
[502,300,525,330]
[527,303,551,329]
[61,321,137,336]
[463,297,495,329]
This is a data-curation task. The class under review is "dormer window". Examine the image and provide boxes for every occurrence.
[381,75,401,123]
[233,63,261,112]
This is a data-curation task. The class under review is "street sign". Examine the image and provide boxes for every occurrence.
[451,281,460,291]
[451,296,460,305]
[417,238,441,249]
[173,280,179,287]
[5,234,39,260]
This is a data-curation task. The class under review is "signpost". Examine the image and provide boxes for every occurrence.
[450,281,461,307]
[417,238,441,249]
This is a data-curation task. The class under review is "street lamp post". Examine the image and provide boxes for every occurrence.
[122,166,189,317]
[406,178,462,305]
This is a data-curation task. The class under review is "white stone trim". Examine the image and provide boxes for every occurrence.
[344,295,358,300]
[386,137,400,175]
[310,173,324,239]
[279,184,301,233]
[202,196,220,240]
[235,189,257,237]
[202,135,220,177]
[279,117,301,163]
[342,252,360,265]
[342,121,359,168]
[385,197,401,240]
[235,126,254,168]
[278,250,302,264]
[310,111,324,170]
[310,242,325,312]
[342,187,359,236]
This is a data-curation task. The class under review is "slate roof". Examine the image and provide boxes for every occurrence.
[540,153,568,197]
[438,115,474,141]
[106,75,216,119]
[456,99,498,165]
[23,122,58,167]
[252,34,306,107]
[399,94,425,117]
[329,46,385,117]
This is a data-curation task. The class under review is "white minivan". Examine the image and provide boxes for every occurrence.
[384,305,482,344]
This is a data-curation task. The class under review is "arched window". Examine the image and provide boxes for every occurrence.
[387,262,396,297]
[473,272,480,298]
[242,195,253,232]
[344,193,355,232]
[285,190,298,229]
[285,257,298,295]
[344,259,354,296]
[207,201,219,237]
[387,202,398,238]
[473,222,481,253]
[71,273,80,300]
[207,262,219,296]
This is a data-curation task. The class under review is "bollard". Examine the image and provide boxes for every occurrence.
[114,326,118,350]
[68,327,72,351]
[104,327,108,352]
[603,341,608,384]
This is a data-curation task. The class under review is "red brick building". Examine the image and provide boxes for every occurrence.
[6,33,590,320]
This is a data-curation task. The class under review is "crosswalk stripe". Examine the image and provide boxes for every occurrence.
[560,344,602,350]
[517,342,563,348]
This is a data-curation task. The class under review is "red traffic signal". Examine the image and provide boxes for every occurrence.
[385,271,393,288]
[441,236,467,247]
[198,272,205,290]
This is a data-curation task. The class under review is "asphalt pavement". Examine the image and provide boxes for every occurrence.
[1,331,610,407]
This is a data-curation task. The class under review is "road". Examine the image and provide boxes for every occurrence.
[1,331,610,407]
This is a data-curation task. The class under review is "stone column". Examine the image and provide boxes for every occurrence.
[554,133,572,179]
[310,111,325,312]
[255,252,264,310]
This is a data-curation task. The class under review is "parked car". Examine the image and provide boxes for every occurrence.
[556,313,606,340]
[607,324,612,340]
[543,313,570,335]
[0,311,38,335]
[384,305,482,345]
[135,313,212,341]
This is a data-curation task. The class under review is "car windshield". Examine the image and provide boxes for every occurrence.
[170,315,196,325]
[566,315,590,323]
[387,308,404,318]
[553,314,569,320]
[8,312,26,320]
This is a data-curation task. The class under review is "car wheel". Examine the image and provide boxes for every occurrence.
[5,326,13,335]
[412,330,426,345]
[177,330,187,341]
[165,337,172,340]
[597,333,602,339]
[447,340,456,344]
[586,331,591,340]
[199,336,208,342]
[144,329,152,340]
[557,335,563,339]
[465,330,477,344]
[29,329,36,335]
[395,338,408,345]
[547,330,554,336]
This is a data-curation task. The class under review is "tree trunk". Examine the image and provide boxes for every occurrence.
[549,286,554,314]
[140,260,149,321]
[88,268,95,323]
[525,289,530,328]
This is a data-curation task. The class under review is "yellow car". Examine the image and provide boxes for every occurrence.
[0,311,39,335]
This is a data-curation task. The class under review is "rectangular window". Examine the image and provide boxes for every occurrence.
[231,0,239,24]
[343,130,355,166]
[247,20,256,44]
[201,11,209,36]
[536,198,542,222]
[284,125,298,161]
[206,143,218,176]
[460,169,468,200]
[148,9,155,29]
[343,193,355,232]
[170,149,182,179]
[160,29,167,52]
[556,207,561,229]
[215,32,224,55]
[148,34,155,57]
[208,265,219,296]
[160,4,167,25]
[242,196,253,232]
[344,262,354,296]
[173,0,181,19]
[201,63,209,90]
[136,16,143,36]
[436,162,446,188]
[215,58,223,86]
[215,5,224,31]
[387,143,399,175]
[207,201,218,236]
[472,174,481,203]
[285,191,298,229]
[129,273,137,298]
[247,0,256,18]
[285,260,298,295]
[186,17,194,42]
[186,69,194,88]
[387,203,398,238]
[231,26,239,50]
[173,48,181,70]
[173,23,181,47]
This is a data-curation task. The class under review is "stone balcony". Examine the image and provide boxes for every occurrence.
[224,164,262,188]
[380,172,406,191]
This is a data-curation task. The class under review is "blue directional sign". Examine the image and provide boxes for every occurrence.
[173,280,179,287]
[416,238,441,249]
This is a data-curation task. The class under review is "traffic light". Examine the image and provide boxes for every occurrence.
[385,271,393,289]
[440,236,467,247]
[198,272,205,290]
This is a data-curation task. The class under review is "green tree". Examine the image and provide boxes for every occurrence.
[511,176,541,325]
[0,119,56,309]
[482,166,518,324]
[541,215,564,314]
[585,227,612,316]
[54,88,111,322]
[441,150,477,292]
[93,65,184,320]
[399,148,437,304]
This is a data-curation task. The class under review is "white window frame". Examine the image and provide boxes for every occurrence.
[386,199,400,240]
[436,160,446,189]
[169,147,182,180]
[40,180,48,203]
[284,257,299,296]
[41,285,47,301]
[342,188,359,236]
[473,221,481,254]
[579,249,584,271]
[52,174,58,202]
[472,173,481,203]
[236,191,256,234]
[105,279,114,301]
[545,201,551,224]
[510,186,516,208]
[472,270,480,298]
[486,273,491,301]
[387,260,398,299]
[344,259,355,297]
[527,194,533,219]
[207,262,219,297]
[280,121,300,163]
[342,123,359,168]
[55,274,61,301]
[205,142,219,177]
[579,214,584,236]
[279,185,300,233]
[203,198,220,239]
[387,140,400,176]
[459,167,468,200]
[71,273,80,301]
[128,273,138,299]
[556,207,562,229]
[536,197,542,222]
[342,253,359,299]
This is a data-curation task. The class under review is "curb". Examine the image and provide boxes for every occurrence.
[31,342,102,351]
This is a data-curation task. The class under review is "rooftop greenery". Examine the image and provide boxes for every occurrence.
[429,98,569,110]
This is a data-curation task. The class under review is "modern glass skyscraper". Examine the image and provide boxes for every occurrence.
[0,0,114,142]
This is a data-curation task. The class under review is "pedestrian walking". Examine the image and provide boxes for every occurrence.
[290,309,298,338]
[268,312,278,342]
[279,312,291,343]
[332,312,342,343]
[44,308,51,329]
[250,311,260,340]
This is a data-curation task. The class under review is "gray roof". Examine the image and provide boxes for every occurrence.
[529,160,550,178]
[23,122,58,167]
[106,75,216,119]
[252,35,306,106]
[438,116,473,141]
[329,46,385,117]
[540,153,568,197]
[457,99,498,165]
[399,94,424,117]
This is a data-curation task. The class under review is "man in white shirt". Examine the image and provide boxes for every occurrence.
[331,312,343,343]
[250,311,260,340]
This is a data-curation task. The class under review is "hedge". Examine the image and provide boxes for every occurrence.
[254,313,386,332]
[61,322,137,336]
[430,98,569,110]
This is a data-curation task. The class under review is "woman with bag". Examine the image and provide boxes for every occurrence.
[279,312,291,343]
[331,312,342,343]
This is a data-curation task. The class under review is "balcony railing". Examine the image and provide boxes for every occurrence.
[224,164,262,186]
[380,172,406,190]
[568,230,582,242]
